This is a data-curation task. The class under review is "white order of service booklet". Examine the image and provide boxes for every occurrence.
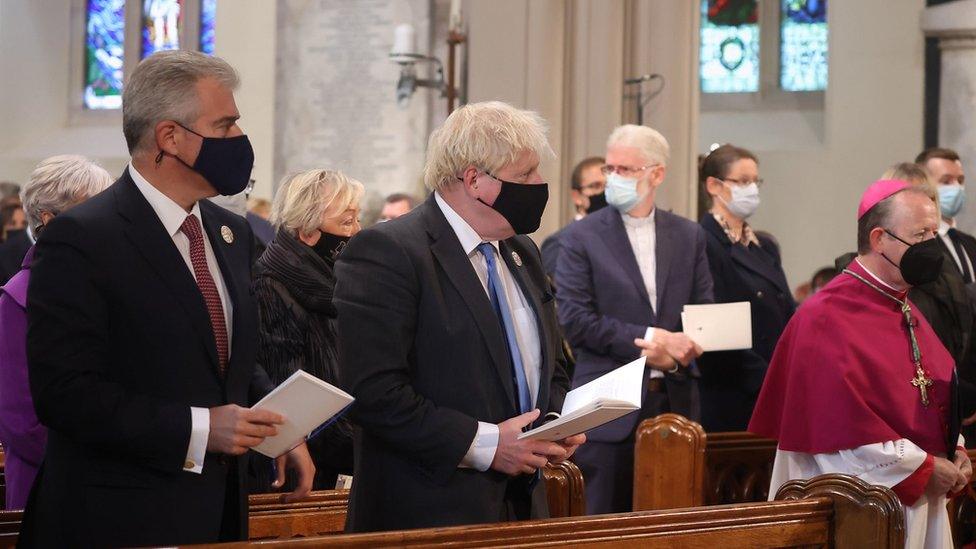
[681,301,752,352]
[518,356,645,441]
[250,370,354,458]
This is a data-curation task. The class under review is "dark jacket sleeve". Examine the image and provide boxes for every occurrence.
[26,216,190,473]
[691,226,716,305]
[334,228,478,484]
[540,232,561,282]
[555,227,647,364]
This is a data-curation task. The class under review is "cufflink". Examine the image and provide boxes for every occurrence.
[184,460,196,469]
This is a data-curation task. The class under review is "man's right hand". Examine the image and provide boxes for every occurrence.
[927,456,961,497]
[634,338,677,371]
[646,330,703,367]
[490,409,568,476]
[207,404,284,455]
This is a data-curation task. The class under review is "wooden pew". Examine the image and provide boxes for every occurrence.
[632,413,776,510]
[189,474,905,548]
[247,459,586,540]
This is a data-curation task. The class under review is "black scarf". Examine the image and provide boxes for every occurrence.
[255,229,337,316]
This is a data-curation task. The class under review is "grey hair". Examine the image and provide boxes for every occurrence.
[23,155,113,233]
[123,50,239,154]
[606,124,671,166]
[271,169,365,236]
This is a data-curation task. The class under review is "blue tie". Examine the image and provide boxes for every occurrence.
[477,242,533,414]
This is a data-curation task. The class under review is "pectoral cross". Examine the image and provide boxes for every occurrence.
[911,367,933,407]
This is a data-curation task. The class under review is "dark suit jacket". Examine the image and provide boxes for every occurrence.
[0,230,31,285]
[555,206,714,442]
[22,170,273,547]
[334,195,570,532]
[540,226,565,282]
[697,215,795,430]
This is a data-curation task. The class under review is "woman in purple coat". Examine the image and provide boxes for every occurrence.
[0,155,111,509]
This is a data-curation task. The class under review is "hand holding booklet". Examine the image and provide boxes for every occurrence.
[250,370,355,458]
[518,357,645,441]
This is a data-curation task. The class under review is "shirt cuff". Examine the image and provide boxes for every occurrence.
[891,453,934,506]
[644,327,656,341]
[184,407,210,474]
[459,421,499,472]
[645,327,666,379]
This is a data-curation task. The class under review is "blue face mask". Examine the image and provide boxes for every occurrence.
[605,173,645,213]
[939,184,966,219]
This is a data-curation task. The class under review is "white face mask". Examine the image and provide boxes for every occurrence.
[719,182,761,219]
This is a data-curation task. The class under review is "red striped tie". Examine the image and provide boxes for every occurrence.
[180,214,228,377]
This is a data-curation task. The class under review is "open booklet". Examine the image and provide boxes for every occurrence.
[682,301,753,352]
[250,370,355,458]
[518,356,645,441]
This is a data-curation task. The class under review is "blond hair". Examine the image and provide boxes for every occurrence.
[882,162,938,203]
[23,155,113,233]
[271,169,364,236]
[606,124,670,166]
[423,101,553,192]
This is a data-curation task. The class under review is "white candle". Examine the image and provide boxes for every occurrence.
[449,0,462,33]
[391,23,416,56]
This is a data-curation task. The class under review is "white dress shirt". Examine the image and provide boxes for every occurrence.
[938,218,974,280]
[434,193,543,472]
[620,210,666,379]
[130,164,234,474]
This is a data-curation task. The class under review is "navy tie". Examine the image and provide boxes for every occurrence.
[477,242,532,414]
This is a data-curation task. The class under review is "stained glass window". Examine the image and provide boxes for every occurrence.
[141,0,183,59]
[200,0,217,55]
[780,0,827,91]
[700,0,760,94]
[84,0,126,110]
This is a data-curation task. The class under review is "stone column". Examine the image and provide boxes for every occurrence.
[922,0,976,233]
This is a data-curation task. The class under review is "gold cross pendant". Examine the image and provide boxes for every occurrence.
[911,367,933,407]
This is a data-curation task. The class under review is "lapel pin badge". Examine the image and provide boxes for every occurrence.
[511,251,522,267]
[220,225,234,244]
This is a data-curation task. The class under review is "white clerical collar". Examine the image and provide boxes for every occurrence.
[854,258,901,292]
[621,208,656,228]
[939,218,955,237]
[129,163,202,238]
[434,192,500,256]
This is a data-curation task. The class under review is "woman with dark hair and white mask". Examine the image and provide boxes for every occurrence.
[697,144,795,432]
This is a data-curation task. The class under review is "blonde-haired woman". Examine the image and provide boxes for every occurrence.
[253,168,363,490]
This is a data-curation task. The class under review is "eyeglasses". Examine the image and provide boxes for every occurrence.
[600,164,659,177]
[244,178,256,197]
[576,181,606,193]
[722,177,764,188]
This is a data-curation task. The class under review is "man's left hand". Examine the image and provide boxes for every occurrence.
[553,433,586,462]
[272,442,316,503]
[953,450,973,493]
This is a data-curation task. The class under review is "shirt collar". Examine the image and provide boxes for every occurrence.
[129,163,202,238]
[434,192,499,256]
[939,218,954,236]
[711,211,761,247]
[854,257,902,293]
[621,208,655,228]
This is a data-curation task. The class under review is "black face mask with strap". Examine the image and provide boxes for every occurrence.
[881,229,944,286]
[311,231,350,262]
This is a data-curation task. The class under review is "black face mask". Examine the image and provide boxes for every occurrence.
[170,124,255,196]
[881,229,944,286]
[585,192,607,214]
[312,231,350,262]
[476,175,549,235]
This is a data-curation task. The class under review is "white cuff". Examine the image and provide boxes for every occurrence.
[459,421,499,472]
[184,407,210,474]
[645,327,664,379]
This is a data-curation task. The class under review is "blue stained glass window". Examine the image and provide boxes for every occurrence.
[142,0,183,59]
[200,0,217,55]
[780,0,828,91]
[700,0,760,94]
[84,0,126,110]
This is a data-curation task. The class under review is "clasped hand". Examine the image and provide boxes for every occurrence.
[634,329,703,371]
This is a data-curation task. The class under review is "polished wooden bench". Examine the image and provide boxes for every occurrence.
[247,459,586,540]
[632,413,776,510]
[189,474,904,548]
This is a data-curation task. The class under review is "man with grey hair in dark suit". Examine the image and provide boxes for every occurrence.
[556,124,714,515]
